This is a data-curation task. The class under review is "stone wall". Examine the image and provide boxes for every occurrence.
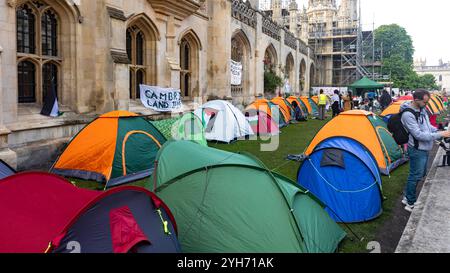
[0,0,317,170]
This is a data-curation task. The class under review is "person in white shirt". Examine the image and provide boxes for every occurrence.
[331,90,341,117]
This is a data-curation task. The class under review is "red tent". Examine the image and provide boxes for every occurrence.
[397,95,414,101]
[0,172,180,253]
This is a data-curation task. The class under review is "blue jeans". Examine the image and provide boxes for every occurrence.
[405,147,429,205]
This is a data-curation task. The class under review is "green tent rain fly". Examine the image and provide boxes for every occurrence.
[150,141,346,253]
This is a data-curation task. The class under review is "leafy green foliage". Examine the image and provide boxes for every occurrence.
[375,24,415,64]
[374,24,439,90]
[264,71,283,94]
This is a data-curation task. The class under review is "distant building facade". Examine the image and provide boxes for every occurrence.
[263,0,370,87]
[415,59,450,94]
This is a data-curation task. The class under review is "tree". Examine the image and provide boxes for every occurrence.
[374,24,436,90]
[418,74,439,90]
[374,24,415,64]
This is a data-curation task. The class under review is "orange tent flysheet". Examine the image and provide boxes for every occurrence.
[305,110,390,172]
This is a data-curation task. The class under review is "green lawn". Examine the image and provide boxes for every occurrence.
[210,118,410,253]
[73,117,409,253]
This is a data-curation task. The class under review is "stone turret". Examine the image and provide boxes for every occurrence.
[272,0,283,24]
[299,5,309,42]
[338,0,358,21]
[247,0,260,10]
[289,0,298,35]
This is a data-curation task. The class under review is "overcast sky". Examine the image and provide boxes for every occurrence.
[296,0,450,65]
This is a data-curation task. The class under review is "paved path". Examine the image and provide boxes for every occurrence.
[396,144,450,253]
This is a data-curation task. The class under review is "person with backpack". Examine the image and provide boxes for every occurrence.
[389,89,450,212]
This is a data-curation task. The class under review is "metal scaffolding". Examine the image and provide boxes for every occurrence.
[306,1,384,86]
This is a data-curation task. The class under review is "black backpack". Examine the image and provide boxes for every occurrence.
[387,108,420,148]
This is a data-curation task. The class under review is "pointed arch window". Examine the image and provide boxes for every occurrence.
[18,61,36,103]
[16,4,36,54]
[127,26,146,99]
[43,62,58,100]
[16,1,62,105]
[41,9,58,56]
[180,38,191,97]
[136,32,145,66]
[264,49,275,72]
[231,37,244,95]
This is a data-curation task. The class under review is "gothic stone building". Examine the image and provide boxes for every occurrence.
[0,0,317,170]
[268,0,360,86]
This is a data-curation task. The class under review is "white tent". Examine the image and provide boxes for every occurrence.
[194,100,254,143]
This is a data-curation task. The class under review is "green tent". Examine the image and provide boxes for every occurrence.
[152,113,207,146]
[151,140,346,253]
[152,118,178,140]
[367,114,406,170]
[349,77,384,90]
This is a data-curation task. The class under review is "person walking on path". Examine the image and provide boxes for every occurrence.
[331,90,341,117]
[318,89,328,120]
[401,89,450,212]
[380,90,393,111]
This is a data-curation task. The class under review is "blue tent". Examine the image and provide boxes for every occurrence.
[0,160,16,180]
[297,137,383,223]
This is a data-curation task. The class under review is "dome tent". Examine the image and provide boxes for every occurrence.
[150,141,346,253]
[287,96,308,121]
[305,110,407,175]
[271,97,295,123]
[380,101,411,122]
[246,99,288,128]
[153,113,207,146]
[171,112,207,146]
[52,111,166,189]
[0,172,180,253]
[300,96,319,117]
[298,137,383,223]
[194,100,254,143]
[244,100,281,135]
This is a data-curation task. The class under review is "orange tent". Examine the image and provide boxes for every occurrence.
[380,101,411,117]
[52,111,166,188]
[305,110,407,175]
[246,99,288,128]
[300,97,313,114]
[311,96,319,105]
[287,96,308,120]
[430,95,444,112]
[271,97,294,122]
[246,99,274,117]
[428,98,441,115]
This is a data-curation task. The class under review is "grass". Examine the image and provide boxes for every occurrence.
[73,115,409,253]
[210,118,410,253]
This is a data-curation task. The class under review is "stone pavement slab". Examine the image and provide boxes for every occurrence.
[396,147,450,253]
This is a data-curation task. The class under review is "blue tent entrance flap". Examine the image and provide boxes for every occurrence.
[0,160,16,180]
[321,149,345,168]
[297,137,383,223]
